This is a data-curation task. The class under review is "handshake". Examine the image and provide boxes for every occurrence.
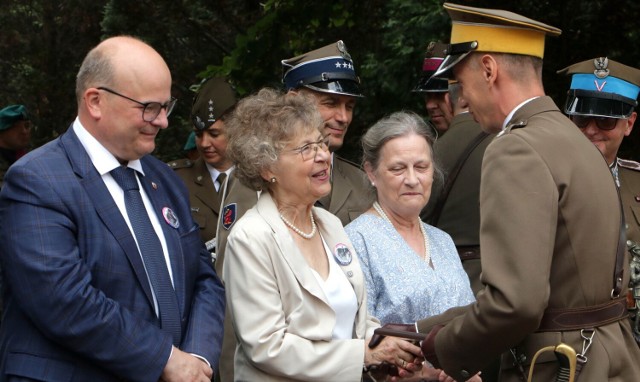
[366,323,443,377]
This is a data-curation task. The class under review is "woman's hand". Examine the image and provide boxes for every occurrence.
[365,337,423,378]
[389,363,482,382]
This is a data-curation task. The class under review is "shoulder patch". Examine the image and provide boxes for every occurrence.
[166,158,194,170]
[497,119,528,138]
[618,158,640,172]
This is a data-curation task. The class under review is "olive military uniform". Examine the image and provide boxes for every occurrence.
[168,158,227,244]
[412,4,640,381]
[422,112,493,295]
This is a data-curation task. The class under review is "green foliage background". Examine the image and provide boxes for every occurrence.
[1,0,639,162]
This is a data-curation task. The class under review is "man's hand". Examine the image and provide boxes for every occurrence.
[161,347,213,382]
[369,322,417,348]
[420,325,443,369]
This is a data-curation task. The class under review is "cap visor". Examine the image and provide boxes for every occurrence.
[564,90,636,119]
[305,80,364,98]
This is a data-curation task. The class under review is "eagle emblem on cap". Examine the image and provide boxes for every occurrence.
[593,57,610,79]
[336,40,352,61]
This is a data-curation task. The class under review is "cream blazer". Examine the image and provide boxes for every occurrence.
[223,192,379,382]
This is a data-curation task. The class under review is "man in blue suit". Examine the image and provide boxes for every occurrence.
[0,36,225,381]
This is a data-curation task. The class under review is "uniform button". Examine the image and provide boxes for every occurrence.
[460,370,470,379]
[347,271,354,277]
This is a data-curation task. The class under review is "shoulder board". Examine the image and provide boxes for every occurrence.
[335,155,362,169]
[497,119,528,138]
[166,158,194,170]
[618,158,640,172]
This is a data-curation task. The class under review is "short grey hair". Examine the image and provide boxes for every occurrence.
[226,87,323,191]
[75,41,117,104]
[361,111,442,196]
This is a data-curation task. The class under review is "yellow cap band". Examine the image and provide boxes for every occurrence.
[451,22,546,58]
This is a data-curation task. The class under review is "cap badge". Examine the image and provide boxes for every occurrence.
[336,40,352,61]
[333,243,352,266]
[593,57,610,79]
[162,207,180,228]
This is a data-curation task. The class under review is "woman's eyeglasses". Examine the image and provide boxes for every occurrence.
[290,136,330,161]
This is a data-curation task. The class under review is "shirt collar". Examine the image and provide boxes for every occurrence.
[72,117,144,175]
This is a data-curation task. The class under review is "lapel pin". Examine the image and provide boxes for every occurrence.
[333,243,352,266]
[151,182,158,190]
[162,207,180,228]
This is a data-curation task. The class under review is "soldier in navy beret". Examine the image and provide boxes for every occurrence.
[560,57,640,344]
[0,104,31,188]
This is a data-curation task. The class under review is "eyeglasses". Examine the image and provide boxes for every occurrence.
[570,115,619,131]
[289,136,330,161]
[97,87,177,122]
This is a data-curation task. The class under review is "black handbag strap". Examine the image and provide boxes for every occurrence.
[428,131,490,226]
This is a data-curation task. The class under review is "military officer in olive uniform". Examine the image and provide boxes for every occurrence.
[418,42,494,296]
[0,104,31,189]
[375,4,640,382]
[418,41,499,382]
[559,57,640,344]
[168,77,237,245]
[215,40,370,382]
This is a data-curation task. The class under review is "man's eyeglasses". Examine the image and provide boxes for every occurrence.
[570,115,619,131]
[289,136,330,161]
[97,87,177,122]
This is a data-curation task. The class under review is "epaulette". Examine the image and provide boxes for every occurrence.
[618,158,640,172]
[335,155,363,170]
[166,158,194,170]
[497,119,528,138]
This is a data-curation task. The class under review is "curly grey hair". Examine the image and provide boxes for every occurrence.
[226,87,324,191]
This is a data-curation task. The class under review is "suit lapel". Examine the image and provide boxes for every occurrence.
[256,193,329,305]
[315,210,365,306]
[60,129,155,306]
[139,158,186,313]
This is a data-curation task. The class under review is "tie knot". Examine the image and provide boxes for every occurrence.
[217,172,227,184]
[111,166,140,191]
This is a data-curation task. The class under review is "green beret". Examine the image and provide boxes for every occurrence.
[0,105,29,131]
[191,77,238,131]
[183,131,196,151]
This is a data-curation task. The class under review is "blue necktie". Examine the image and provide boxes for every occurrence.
[111,166,181,345]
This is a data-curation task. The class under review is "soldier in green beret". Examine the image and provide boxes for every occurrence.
[0,104,31,188]
[559,57,640,345]
[182,131,199,161]
[167,77,238,246]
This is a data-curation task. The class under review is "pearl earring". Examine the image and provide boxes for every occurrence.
[371,182,375,187]
[270,177,277,183]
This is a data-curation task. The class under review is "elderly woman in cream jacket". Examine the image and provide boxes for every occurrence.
[222,88,422,381]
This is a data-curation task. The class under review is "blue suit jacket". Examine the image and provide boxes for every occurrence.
[0,128,225,381]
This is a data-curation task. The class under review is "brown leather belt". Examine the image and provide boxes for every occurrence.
[537,297,628,332]
[456,246,480,261]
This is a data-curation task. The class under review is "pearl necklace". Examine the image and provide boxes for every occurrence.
[373,201,430,264]
[280,211,317,239]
